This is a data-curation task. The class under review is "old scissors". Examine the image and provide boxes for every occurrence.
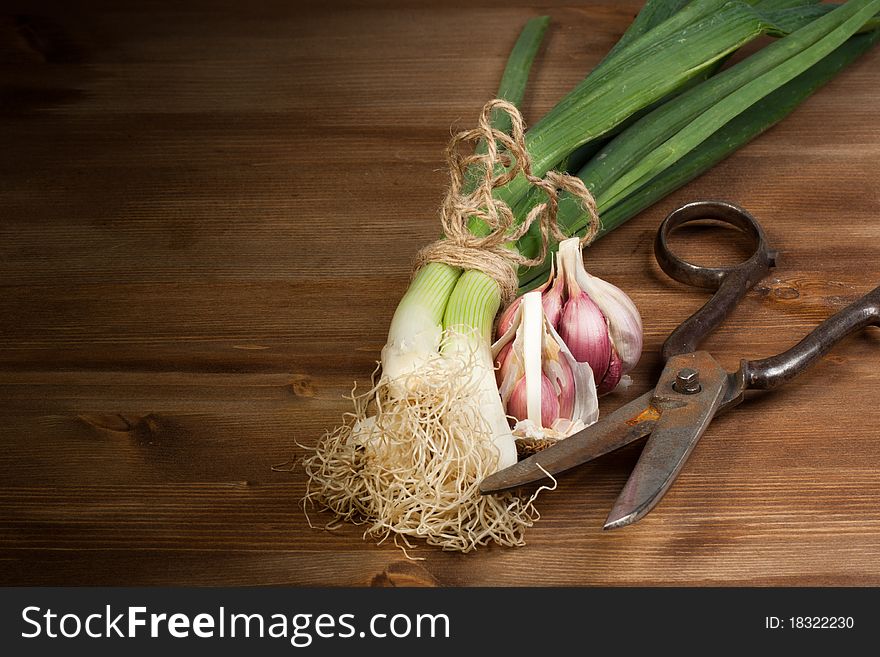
[480,200,880,529]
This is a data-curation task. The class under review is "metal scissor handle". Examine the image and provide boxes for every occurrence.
[656,200,880,396]
[654,200,778,361]
[741,286,880,390]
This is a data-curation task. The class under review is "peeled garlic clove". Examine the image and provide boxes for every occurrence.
[558,290,612,383]
[597,347,623,396]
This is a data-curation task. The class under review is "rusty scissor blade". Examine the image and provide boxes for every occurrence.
[604,351,730,530]
[479,391,661,494]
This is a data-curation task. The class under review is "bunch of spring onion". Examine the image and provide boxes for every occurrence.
[303,0,880,552]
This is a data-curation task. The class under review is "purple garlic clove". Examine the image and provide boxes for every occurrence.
[558,290,612,383]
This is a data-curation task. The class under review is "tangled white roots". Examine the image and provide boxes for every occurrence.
[302,345,549,553]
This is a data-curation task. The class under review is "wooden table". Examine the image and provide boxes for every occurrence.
[2,0,879,587]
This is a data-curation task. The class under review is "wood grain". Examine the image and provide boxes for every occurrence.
[1,0,879,586]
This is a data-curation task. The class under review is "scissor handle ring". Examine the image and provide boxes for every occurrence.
[656,201,779,360]
[654,200,776,290]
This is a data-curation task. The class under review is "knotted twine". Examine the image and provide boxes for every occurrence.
[414,99,601,304]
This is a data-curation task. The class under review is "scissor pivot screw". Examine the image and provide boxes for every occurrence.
[674,368,701,394]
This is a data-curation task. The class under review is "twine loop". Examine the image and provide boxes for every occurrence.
[414,99,600,303]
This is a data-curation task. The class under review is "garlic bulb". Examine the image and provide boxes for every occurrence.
[494,237,642,437]
[492,291,598,441]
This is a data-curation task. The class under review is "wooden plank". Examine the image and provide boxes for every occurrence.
[1,0,879,586]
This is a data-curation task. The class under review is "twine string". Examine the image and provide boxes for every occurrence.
[414,99,601,303]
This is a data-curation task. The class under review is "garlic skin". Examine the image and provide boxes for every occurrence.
[495,342,513,389]
[495,296,521,337]
[548,353,575,419]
